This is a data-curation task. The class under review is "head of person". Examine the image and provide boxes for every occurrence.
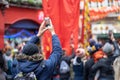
[102,42,114,56]
[5,50,11,56]
[22,43,39,55]
[94,43,103,51]
[16,43,43,61]
[87,46,93,56]
[76,48,85,58]
[113,56,120,80]
[87,42,103,57]
[89,39,96,47]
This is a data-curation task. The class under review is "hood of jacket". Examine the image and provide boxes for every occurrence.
[15,53,44,73]
[18,60,43,73]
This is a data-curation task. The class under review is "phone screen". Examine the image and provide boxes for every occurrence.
[45,17,50,27]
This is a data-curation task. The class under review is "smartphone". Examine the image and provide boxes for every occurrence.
[44,17,50,27]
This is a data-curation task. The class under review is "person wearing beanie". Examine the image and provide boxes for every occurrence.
[84,43,102,80]
[102,42,114,56]
[111,36,120,57]
[11,18,62,80]
[72,48,85,80]
[91,33,120,80]
[89,39,96,47]
[87,39,97,56]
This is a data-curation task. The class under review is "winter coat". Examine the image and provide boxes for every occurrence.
[84,58,95,80]
[91,41,120,80]
[59,56,71,79]
[73,57,84,80]
[91,56,115,80]
[112,41,120,57]
[59,48,75,79]
[12,35,62,80]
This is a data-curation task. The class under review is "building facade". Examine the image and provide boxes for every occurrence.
[0,1,43,49]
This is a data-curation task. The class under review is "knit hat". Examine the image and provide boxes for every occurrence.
[89,39,96,47]
[22,43,39,56]
[102,42,113,56]
[94,43,102,51]
[76,48,85,58]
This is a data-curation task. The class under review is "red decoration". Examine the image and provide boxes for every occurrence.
[42,0,80,56]
[89,6,119,21]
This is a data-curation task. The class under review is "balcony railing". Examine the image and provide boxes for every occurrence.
[0,0,42,9]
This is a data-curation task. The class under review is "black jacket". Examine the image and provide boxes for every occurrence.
[113,41,120,57]
[91,56,115,80]
[59,48,75,79]
[91,41,120,80]
[84,58,95,80]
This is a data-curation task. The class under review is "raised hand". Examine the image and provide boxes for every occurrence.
[37,21,48,37]
[47,18,55,35]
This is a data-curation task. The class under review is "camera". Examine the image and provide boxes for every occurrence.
[44,17,50,27]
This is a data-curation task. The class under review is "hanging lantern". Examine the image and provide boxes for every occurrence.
[91,0,96,2]
[99,0,103,3]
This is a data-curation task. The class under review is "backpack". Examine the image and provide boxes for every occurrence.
[59,60,70,74]
[14,61,45,80]
[14,72,37,80]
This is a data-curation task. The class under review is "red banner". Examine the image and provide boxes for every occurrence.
[42,0,80,57]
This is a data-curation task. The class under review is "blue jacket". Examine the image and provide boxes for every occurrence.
[12,35,62,80]
[73,57,84,80]
[73,64,84,80]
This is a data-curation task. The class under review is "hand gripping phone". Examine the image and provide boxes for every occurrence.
[44,17,50,27]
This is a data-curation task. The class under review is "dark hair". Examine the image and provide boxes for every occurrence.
[0,50,6,71]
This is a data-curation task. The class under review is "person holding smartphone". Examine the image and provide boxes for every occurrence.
[12,18,63,80]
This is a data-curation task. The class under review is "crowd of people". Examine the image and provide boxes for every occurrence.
[0,18,120,80]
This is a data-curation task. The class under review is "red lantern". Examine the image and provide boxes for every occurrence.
[99,0,103,3]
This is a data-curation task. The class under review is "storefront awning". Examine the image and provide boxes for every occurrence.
[11,20,39,29]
